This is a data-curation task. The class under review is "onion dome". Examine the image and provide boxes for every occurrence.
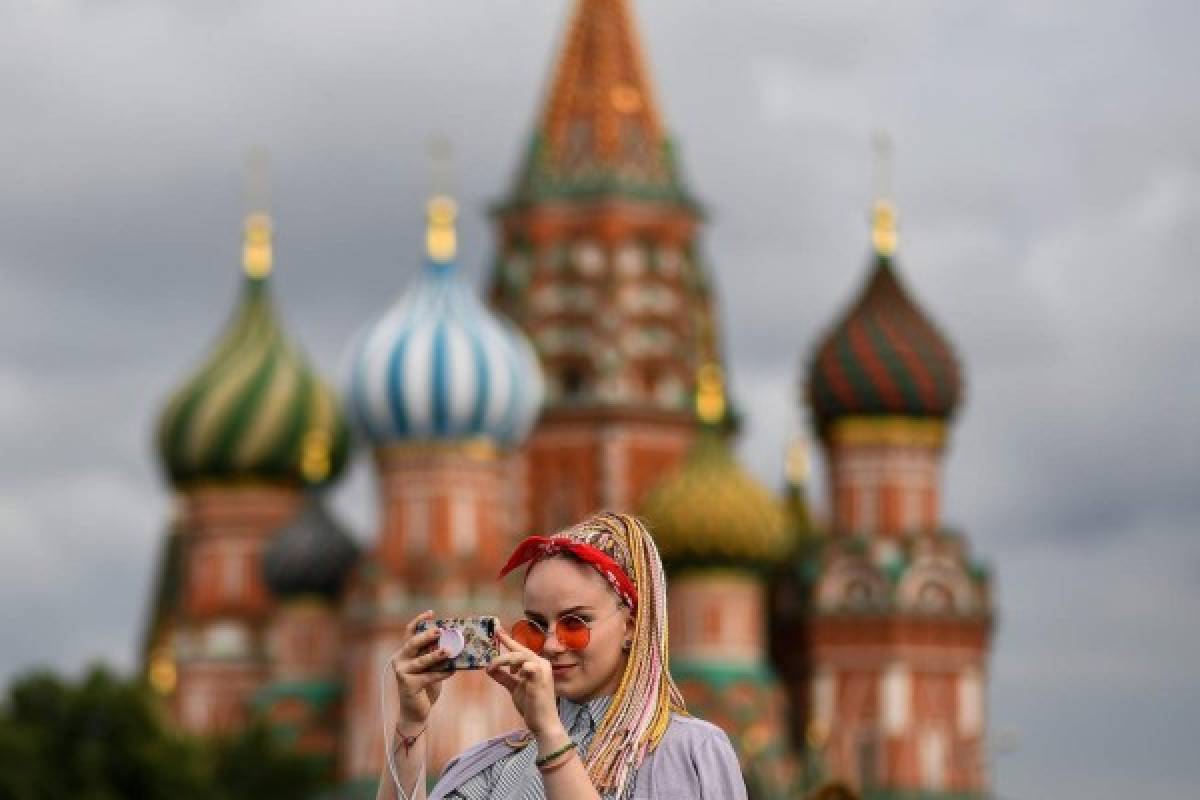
[639,365,790,567]
[806,200,961,433]
[345,196,543,447]
[156,212,350,488]
[262,494,359,600]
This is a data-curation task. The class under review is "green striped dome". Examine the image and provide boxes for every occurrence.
[156,274,349,488]
[639,430,790,568]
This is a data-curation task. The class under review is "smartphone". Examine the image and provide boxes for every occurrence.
[414,615,499,671]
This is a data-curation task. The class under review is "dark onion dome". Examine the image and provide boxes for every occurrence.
[639,365,790,567]
[156,212,351,488]
[806,201,962,433]
[262,495,359,600]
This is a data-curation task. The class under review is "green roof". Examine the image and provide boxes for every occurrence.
[253,679,343,714]
[498,134,701,212]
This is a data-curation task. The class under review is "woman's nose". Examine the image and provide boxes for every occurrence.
[541,630,567,655]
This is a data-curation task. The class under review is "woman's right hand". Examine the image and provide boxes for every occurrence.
[391,610,453,729]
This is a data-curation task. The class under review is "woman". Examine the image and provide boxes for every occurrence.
[377,512,747,799]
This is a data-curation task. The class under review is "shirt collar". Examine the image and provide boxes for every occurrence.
[558,693,614,737]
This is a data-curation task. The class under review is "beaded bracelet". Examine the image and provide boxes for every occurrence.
[534,739,577,769]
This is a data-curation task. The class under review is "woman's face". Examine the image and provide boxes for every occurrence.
[522,556,634,702]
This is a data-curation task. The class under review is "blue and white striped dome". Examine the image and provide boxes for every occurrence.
[344,198,543,448]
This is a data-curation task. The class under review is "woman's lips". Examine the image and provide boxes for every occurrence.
[550,664,575,676]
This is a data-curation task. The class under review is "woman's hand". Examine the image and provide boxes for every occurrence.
[391,610,453,730]
[486,628,563,737]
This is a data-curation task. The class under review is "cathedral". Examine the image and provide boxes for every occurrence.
[141,1,995,798]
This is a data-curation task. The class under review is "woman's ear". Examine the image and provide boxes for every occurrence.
[621,608,635,649]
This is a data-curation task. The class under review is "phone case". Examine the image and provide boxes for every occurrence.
[415,615,499,671]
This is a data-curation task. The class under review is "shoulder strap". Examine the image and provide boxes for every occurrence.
[428,730,530,800]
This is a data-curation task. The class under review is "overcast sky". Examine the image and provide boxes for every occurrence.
[2,1,1198,797]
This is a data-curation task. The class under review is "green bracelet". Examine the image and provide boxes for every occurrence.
[535,739,577,768]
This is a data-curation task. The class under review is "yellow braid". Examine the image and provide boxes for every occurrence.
[547,512,686,794]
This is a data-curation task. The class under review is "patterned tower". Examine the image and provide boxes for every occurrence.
[775,192,993,797]
[152,207,351,734]
[340,195,544,786]
[639,365,797,799]
[258,495,360,768]
[489,0,721,526]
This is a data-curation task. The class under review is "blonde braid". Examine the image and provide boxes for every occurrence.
[553,512,686,794]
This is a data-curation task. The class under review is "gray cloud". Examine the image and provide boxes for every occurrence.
[3,1,1199,796]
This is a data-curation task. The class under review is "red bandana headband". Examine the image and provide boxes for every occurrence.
[498,535,638,612]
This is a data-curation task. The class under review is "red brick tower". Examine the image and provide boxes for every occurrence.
[775,192,994,798]
[489,0,722,525]
[339,196,543,785]
[152,208,351,734]
[258,495,360,768]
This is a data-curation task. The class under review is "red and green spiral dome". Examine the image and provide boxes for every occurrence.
[806,227,962,434]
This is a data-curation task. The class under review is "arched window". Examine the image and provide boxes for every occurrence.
[641,365,660,396]
[845,579,875,610]
[561,367,586,399]
[916,581,954,613]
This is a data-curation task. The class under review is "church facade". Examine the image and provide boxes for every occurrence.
[141,2,994,798]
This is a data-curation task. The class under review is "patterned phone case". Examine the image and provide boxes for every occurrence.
[415,615,499,671]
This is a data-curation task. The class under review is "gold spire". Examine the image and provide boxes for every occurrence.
[785,433,810,487]
[147,645,177,694]
[871,199,898,257]
[242,150,273,278]
[426,195,458,263]
[242,212,273,278]
[871,131,898,256]
[424,137,458,263]
[301,429,332,483]
[695,363,726,425]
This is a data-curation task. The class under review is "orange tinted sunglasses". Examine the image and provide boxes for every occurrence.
[511,607,621,652]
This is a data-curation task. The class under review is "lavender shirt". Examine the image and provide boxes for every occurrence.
[428,711,748,800]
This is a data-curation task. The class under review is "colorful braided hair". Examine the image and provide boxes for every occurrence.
[502,511,686,794]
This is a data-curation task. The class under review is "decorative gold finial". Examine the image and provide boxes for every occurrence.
[426,195,458,263]
[425,137,458,263]
[300,429,332,483]
[785,434,810,486]
[242,149,273,278]
[871,200,897,256]
[871,131,898,256]
[695,363,726,425]
[242,212,273,278]
[147,646,177,694]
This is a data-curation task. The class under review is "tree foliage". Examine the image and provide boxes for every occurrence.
[0,665,329,800]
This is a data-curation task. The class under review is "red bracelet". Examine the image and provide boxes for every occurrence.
[395,724,426,756]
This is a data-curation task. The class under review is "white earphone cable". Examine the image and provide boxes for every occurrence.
[381,646,408,795]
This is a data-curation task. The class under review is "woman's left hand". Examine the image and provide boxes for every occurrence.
[486,628,563,737]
